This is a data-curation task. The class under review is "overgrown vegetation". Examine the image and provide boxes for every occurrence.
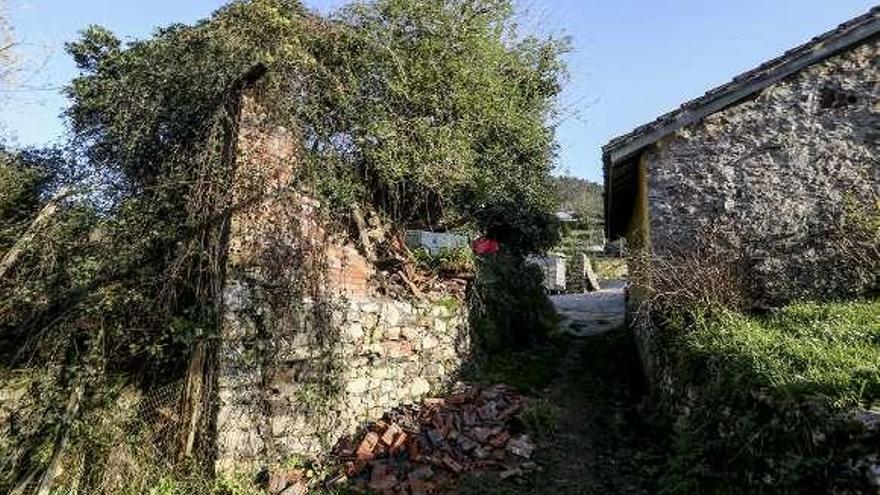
[470,252,559,353]
[0,0,568,492]
[591,257,627,280]
[412,246,475,276]
[472,336,567,393]
[627,201,880,493]
[657,300,880,494]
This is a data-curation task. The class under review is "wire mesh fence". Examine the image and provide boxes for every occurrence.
[1,375,214,495]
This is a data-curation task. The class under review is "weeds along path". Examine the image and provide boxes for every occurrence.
[460,328,667,495]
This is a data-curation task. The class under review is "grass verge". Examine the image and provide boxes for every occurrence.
[470,335,568,393]
[658,299,880,494]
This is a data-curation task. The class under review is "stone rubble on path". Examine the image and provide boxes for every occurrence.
[329,384,536,494]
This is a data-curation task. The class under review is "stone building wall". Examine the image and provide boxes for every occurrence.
[213,96,473,472]
[645,38,879,303]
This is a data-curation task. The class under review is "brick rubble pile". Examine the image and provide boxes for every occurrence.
[333,385,535,494]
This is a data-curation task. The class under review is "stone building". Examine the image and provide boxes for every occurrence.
[604,8,879,305]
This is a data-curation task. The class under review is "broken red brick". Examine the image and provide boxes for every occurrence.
[468,426,494,443]
[442,455,464,474]
[407,439,422,460]
[456,435,478,452]
[389,431,408,454]
[447,393,469,405]
[488,432,510,448]
[357,432,380,461]
[478,402,498,421]
[407,466,434,482]
[409,479,429,495]
[368,463,399,492]
[335,384,529,494]
[381,422,402,446]
[426,428,446,448]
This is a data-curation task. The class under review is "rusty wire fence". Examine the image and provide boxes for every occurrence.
[2,376,220,495]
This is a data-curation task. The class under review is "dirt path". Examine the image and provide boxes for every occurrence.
[531,329,665,494]
[458,292,666,494]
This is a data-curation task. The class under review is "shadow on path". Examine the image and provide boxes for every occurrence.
[458,295,667,494]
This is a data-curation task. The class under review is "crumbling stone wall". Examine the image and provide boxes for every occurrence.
[645,38,879,303]
[214,96,473,472]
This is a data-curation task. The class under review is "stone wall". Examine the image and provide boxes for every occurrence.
[213,95,473,472]
[645,38,879,303]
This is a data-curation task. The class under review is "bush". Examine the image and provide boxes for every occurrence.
[629,244,750,316]
[470,252,558,352]
[632,200,880,313]
[412,245,476,276]
[657,300,880,494]
[473,199,561,256]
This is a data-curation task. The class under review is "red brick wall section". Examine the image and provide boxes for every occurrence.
[215,92,472,473]
[227,94,373,298]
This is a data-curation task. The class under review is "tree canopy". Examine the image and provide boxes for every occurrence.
[65,0,568,241]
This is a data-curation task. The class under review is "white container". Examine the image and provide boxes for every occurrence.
[404,230,470,255]
[527,254,567,293]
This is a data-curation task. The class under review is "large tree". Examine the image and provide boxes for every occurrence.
[65,0,568,244]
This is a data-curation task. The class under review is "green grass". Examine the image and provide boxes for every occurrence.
[681,299,880,404]
[659,299,880,494]
[519,398,559,438]
[472,336,568,393]
[592,257,628,280]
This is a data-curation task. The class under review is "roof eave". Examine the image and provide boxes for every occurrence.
[603,10,880,168]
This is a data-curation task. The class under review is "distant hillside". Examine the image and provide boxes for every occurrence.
[552,176,603,226]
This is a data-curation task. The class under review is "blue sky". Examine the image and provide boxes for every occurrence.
[1,0,875,182]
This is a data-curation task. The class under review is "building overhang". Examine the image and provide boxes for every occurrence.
[602,8,880,241]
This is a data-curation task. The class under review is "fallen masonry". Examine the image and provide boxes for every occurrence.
[327,384,536,494]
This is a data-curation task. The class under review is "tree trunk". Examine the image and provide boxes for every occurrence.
[34,319,103,495]
[178,341,208,461]
[0,186,71,281]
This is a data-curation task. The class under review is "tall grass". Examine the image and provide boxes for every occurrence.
[658,299,880,494]
[682,300,880,403]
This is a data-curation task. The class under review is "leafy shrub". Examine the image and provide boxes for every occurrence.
[412,245,475,275]
[470,252,558,352]
[520,398,559,438]
[657,300,880,494]
[474,199,561,256]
